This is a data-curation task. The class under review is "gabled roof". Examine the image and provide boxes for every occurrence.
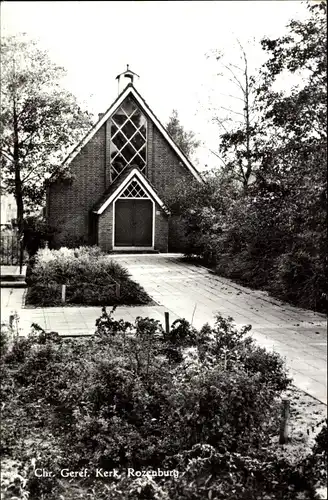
[61,83,203,183]
[92,166,135,213]
[93,167,170,215]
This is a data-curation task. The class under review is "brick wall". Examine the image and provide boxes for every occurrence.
[48,94,197,252]
[168,215,188,252]
[154,203,168,252]
[98,203,113,252]
[148,122,193,197]
[48,125,106,247]
[148,121,193,251]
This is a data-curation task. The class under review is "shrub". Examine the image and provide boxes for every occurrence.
[194,314,291,392]
[25,246,152,306]
[1,309,325,500]
[241,345,291,392]
[164,318,198,346]
[3,337,33,366]
[0,325,9,356]
[168,167,326,313]
[270,248,327,312]
[95,306,133,337]
[23,216,57,257]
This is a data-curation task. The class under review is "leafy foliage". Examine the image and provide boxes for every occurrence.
[0,34,93,230]
[166,3,327,313]
[1,309,326,499]
[166,109,200,159]
[25,246,151,306]
[23,215,57,257]
[164,169,239,260]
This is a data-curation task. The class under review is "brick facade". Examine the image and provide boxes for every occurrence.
[47,86,198,252]
[98,203,113,252]
[149,123,192,196]
[154,203,169,252]
[48,125,106,247]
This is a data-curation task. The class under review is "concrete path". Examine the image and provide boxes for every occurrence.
[1,288,178,338]
[1,254,326,404]
[109,254,327,405]
[1,265,21,276]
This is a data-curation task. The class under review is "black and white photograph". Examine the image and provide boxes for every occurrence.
[0,1,327,498]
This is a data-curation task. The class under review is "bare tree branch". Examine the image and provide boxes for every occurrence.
[219,106,245,117]
[212,39,260,190]
[216,92,245,102]
[212,116,230,133]
[223,64,246,94]
[209,149,228,167]
[1,149,15,163]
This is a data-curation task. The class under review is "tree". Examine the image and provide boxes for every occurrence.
[255,1,327,230]
[166,109,200,159]
[164,168,239,260]
[216,1,327,311]
[208,40,262,190]
[169,3,327,311]
[249,1,327,310]
[0,34,93,235]
[257,1,326,151]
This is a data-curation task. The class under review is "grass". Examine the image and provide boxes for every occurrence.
[25,246,152,307]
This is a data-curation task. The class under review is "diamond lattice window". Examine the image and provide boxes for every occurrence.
[110,97,147,180]
[119,179,149,198]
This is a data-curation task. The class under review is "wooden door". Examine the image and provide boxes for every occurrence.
[115,199,152,247]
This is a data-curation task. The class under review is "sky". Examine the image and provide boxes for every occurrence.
[1,1,311,169]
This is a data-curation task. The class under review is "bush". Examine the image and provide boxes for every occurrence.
[168,167,326,313]
[23,216,57,257]
[1,310,325,500]
[193,314,291,392]
[270,247,327,312]
[25,246,152,306]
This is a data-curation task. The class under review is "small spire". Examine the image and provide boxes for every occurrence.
[115,65,140,94]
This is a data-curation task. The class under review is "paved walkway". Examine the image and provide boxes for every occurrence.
[107,254,327,405]
[1,265,21,276]
[1,288,174,337]
[1,254,326,404]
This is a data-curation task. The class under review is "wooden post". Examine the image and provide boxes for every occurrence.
[9,314,15,330]
[61,284,66,303]
[279,398,290,444]
[19,234,24,274]
[164,312,170,334]
[11,236,14,265]
[8,313,18,339]
[191,303,197,325]
[115,283,120,298]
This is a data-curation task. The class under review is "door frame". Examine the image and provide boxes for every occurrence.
[112,198,155,250]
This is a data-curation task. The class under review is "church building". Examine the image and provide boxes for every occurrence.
[46,66,202,252]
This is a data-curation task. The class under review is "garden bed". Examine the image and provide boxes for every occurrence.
[1,385,326,499]
[25,246,153,307]
[1,309,326,500]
